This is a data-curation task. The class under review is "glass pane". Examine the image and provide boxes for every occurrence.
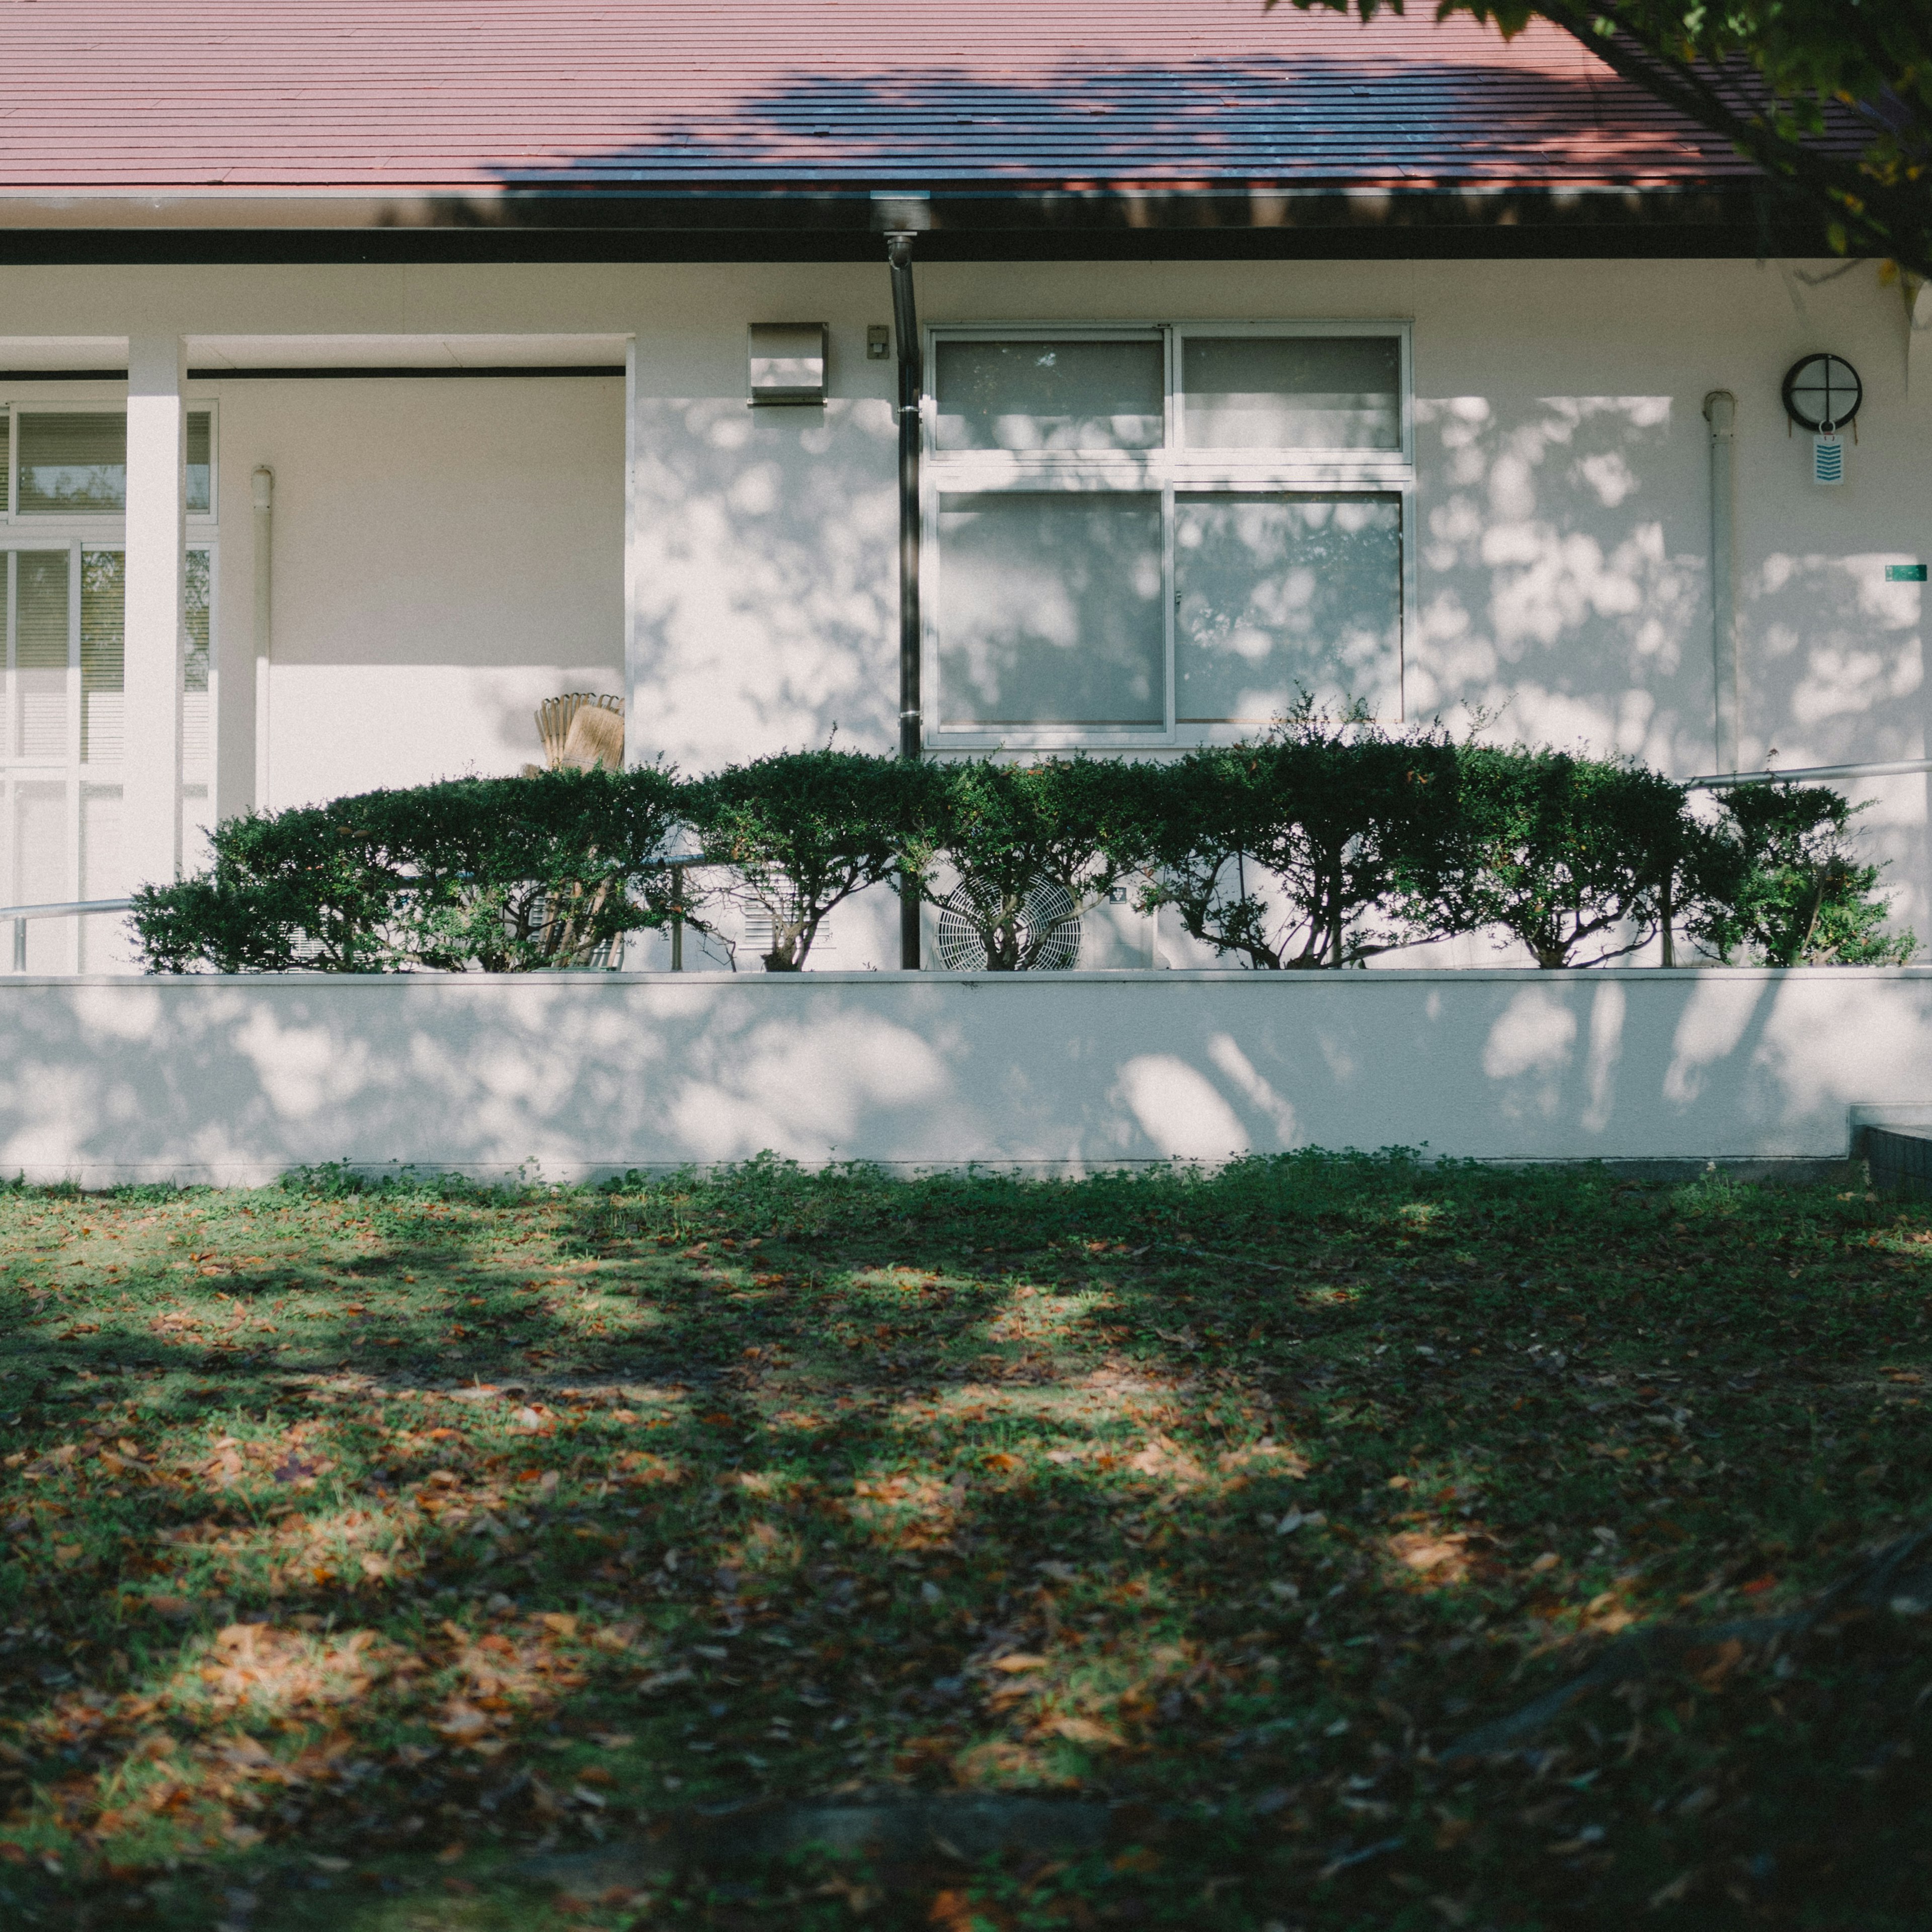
[80,783,134,972]
[1176,494,1402,722]
[187,410,212,516]
[16,550,69,761]
[1182,336,1401,451]
[182,783,215,874]
[935,340,1163,453]
[184,549,211,767]
[80,550,124,766]
[13,780,67,970]
[18,412,126,513]
[937,493,1164,728]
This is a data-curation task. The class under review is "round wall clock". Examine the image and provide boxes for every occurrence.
[1781,353,1863,433]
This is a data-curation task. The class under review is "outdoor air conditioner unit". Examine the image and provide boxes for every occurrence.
[935,876,1083,972]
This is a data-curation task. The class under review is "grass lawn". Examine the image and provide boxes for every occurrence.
[0,1154,1927,1930]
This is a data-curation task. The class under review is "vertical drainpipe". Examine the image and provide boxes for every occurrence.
[887,228,924,970]
[251,465,274,808]
[1703,391,1739,773]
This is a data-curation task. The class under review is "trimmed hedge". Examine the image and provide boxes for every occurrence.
[682,752,934,972]
[130,737,1914,973]
[132,767,683,974]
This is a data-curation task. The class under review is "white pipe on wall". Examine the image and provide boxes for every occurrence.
[1703,390,1739,772]
[251,465,274,808]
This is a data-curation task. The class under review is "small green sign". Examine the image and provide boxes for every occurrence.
[1887,564,1928,582]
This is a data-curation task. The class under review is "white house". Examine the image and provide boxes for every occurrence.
[0,0,1926,1178]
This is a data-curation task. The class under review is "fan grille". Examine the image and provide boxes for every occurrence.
[935,875,1082,972]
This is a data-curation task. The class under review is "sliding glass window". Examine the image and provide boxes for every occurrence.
[925,326,1411,748]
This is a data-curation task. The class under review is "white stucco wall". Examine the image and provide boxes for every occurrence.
[0,255,1923,930]
[212,376,626,813]
[0,965,1922,1185]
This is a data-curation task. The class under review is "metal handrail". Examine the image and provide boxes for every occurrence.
[2,898,133,972]
[0,897,133,922]
[1689,758,1932,790]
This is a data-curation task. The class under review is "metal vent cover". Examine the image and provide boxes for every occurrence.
[935,875,1082,972]
[747,323,828,406]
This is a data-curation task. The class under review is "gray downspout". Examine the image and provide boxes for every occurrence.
[888,231,923,969]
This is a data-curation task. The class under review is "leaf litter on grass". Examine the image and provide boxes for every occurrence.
[0,1155,1923,1926]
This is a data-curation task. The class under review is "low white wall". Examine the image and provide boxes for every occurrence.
[2,968,1929,1186]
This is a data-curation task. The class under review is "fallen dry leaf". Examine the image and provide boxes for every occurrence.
[432,1702,494,1742]
[1049,1715,1125,1748]
[1390,1531,1471,1582]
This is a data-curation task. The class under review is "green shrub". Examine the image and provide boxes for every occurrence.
[911,759,1149,971]
[130,766,684,973]
[1440,747,1694,968]
[1689,781,1916,965]
[126,746,1911,976]
[684,750,939,971]
[1131,714,1463,969]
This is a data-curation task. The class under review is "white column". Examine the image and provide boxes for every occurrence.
[124,336,186,888]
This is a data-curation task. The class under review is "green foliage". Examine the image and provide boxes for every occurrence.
[912,757,1150,970]
[1282,0,1932,280]
[129,748,1910,976]
[1131,710,1463,969]
[684,750,938,970]
[131,766,684,974]
[1691,779,1917,964]
[1442,746,1698,967]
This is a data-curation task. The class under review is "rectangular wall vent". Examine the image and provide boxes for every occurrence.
[748,324,828,407]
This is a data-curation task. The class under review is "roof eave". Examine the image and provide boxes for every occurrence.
[0,176,1828,261]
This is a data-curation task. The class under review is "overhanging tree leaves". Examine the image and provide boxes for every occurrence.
[1279,0,1932,280]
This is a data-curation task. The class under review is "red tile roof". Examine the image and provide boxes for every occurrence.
[0,0,1805,203]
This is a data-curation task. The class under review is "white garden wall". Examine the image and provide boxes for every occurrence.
[1,967,1926,1187]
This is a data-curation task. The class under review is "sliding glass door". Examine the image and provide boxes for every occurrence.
[0,544,211,972]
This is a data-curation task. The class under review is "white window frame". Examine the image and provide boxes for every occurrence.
[6,399,219,530]
[0,396,218,970]
[922,321,1415,751]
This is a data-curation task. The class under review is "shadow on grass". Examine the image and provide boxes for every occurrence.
[0,1154,1928,1928]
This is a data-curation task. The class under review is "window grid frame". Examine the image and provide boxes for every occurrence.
[0,523,219,972]
[922,320,1415,752]
[3,398,220,530]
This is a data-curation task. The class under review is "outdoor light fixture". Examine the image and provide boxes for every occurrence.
[1781,352,1862,487]
[747,323,828,406]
